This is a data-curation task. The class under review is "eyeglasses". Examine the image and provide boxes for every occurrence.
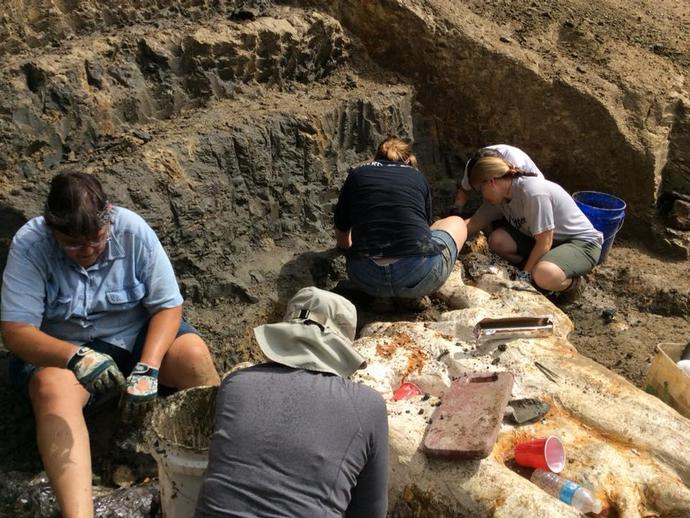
[56,225,110,252]
[61,236,109,252]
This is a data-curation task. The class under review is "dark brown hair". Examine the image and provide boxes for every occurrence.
[44,172,110,237]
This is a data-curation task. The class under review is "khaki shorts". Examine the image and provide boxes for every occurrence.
[501,224,601,277]
[542,240,601,277]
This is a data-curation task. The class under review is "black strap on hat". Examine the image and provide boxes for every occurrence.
[288,308,327,332]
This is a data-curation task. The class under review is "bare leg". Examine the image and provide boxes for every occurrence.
[158,334,220,389]
[487,227,523,264]
[431,215,468,253]
[29,368,93,518]
[532,261,572,292]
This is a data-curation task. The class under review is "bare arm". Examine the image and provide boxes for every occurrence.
[1,321,78,367]
[465,216,483,238]
[138,305,182,368]
[523,229,554,273]
[335,228,352,250]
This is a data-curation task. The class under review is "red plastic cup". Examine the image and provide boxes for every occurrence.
[514,435,566,473]
[392,382,423,401]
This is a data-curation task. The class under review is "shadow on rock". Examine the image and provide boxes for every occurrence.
[0,352,42,474]
[276,248,346,304]
[276,248,446,329]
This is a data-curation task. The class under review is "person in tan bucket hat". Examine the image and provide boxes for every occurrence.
[253,286,365,377]
[195,287,389,518]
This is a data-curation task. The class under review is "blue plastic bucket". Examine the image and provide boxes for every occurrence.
[572,191,626,264]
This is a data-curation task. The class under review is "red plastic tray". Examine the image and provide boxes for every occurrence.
[423,372,514,459]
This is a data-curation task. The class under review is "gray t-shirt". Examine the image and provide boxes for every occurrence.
[194,363,389,518]
[500,176,603,245]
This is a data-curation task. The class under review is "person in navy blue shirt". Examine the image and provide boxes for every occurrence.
[334,136,467,299]
[1,172,220,518]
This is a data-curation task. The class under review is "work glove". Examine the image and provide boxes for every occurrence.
[513,270,533,284]
[67,346,126,397]
[121,362,159,422]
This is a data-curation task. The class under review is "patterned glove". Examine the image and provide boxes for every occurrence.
[514,270,533,284]
[121,362,159,422]
[66,346,126,397]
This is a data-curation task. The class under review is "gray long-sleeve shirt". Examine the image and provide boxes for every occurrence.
[194,363,389,518]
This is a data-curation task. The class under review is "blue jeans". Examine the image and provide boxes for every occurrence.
[9,319,198,406]
[346,229,458,298]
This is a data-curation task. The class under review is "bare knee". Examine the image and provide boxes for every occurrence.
[532,261,567,291]
[486,230,500,252]
[29,368,89,411]
[487,228,514,255]
[160,334,219,388]
[431,215,467,251]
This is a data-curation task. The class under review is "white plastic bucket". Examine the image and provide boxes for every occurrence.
[151,444,209,518]
[146,386,217,518]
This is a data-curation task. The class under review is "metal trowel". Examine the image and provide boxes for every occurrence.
[506,398,550,425]
[473,316,554,343]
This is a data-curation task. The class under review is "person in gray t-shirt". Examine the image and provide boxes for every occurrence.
[469,157,603,299]
[454,145,543,235]
[194,287,389,518]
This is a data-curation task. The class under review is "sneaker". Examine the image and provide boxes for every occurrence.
[555,277,585,304]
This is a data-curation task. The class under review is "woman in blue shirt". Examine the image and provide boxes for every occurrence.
[1,172,220,518]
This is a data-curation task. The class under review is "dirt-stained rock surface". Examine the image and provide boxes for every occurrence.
[0,0,689,516]
[355,264,690,518]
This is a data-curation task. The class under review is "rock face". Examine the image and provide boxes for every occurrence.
[669,199,690,230]
[3,6,348,169]
[296,0,690,251]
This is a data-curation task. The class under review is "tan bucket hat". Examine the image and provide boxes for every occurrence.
[253,287,365,378]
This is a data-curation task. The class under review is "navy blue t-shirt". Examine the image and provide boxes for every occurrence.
[334,160,441,257]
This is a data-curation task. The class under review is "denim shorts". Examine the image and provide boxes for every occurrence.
[346,229,458,298]
[9,319,198,404]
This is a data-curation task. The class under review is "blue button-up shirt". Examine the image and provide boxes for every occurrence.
[1,207,183,351]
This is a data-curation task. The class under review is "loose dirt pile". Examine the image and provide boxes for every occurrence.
[563,239,690,387]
